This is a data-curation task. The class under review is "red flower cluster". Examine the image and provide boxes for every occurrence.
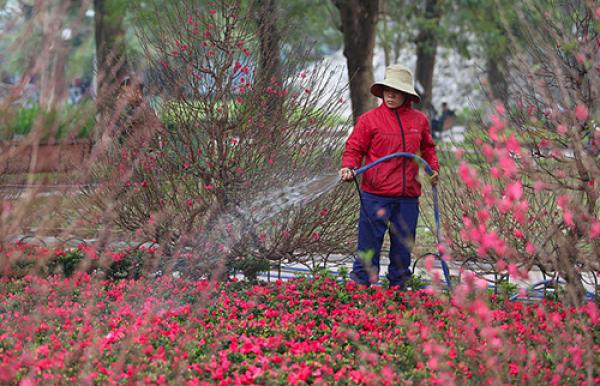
[0,264,597,385]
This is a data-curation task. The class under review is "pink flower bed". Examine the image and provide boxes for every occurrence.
[0,269,598,385]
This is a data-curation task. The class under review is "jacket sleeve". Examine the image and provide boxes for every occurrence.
[341,116,370,169]
[420,117,440,172]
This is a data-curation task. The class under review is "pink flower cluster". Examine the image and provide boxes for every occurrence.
[0,268,597,385]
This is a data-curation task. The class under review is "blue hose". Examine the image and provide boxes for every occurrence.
[353,152,452,290]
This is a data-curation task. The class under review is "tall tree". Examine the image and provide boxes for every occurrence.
[94,0,129,124]
[279,0,342,57]
[414,0,441,111]
[332,0,379,122]
[252,0,283,121]
[440,0,514,104]
[377,0,415,67]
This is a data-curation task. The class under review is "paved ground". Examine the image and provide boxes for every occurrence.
[257,254,598,300]
[5,234,597,300]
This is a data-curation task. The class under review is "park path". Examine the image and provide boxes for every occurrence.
[4,234,597,300]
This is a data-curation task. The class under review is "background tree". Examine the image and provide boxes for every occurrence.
[0,1,92,110]
[376,0,445,112]
[332,0,379,122]
[93,0,130,128]
[278,0,342,58]
[414,0,442,111]
[378,0,411,67]
[85,0,357,278]
[252,0,283,121]
[440,0,515,105]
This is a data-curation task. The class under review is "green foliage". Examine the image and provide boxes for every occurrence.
[494,277,517,300]
[107,249,152,280]
[227,255,270,283]
[0,101,96,140]
[279,0,342,55]
[440,0,515,59]
[405,272,428,290]
[47,249,85,277]
[6,105,40,136]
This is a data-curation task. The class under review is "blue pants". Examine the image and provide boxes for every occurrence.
[351,192,419,288]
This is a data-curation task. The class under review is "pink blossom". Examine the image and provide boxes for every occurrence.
[490,167,501,178]
[482,143,495,161]
[498,155,517,177]
[425,254,435,271]
[525,242,536,255]
[575,104,588,121]
[505,181,523,201]
[488,126,499,142]
[458,162,479,189]
[495,102,506,116]
[589,220,600,239]
[513,200,528,224]
[533,180,545,192]
[476,209,490,223]
[490,114,506,131]
[563,210,575,228]
[508,264,519,277]
[496,259,507,271]
[506,134,521,154]
[497,196,512,213]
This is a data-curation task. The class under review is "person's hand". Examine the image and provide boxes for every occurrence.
[430,170,439,186]
[339,167,355,182]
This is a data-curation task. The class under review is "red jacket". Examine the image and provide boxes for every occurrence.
[342,101,439,197]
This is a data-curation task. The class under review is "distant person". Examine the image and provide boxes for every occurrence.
[338,63,439,289]
[432,102,455,138]
[440,102,455,128]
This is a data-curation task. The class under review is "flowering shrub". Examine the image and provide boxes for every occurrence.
[0,264,597,385]
[84,0,357,278]
[0,242,162,281]
[439,0,599,305]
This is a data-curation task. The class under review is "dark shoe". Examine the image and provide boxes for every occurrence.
[349,271,370,287]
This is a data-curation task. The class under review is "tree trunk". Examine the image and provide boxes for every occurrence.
[333,0,379,122]
[414,0,440,111]
[94,0,129,134]
[37,1,80,112]
[253,0,283,121]
[486,54,508,104]
[557,237,588,307]
[380,0,391,67]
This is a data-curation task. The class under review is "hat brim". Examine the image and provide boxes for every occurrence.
[370,81,421,103]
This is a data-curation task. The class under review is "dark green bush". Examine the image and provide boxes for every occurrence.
[106,250,149,280]
[47,249,85,277]
[227,255,271,283]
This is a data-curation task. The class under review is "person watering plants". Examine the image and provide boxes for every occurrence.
[339,64,439,289]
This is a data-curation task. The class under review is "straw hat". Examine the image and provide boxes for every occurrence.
[370,64,421,103]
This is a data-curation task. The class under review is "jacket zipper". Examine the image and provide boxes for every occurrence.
[394,110,407,196]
